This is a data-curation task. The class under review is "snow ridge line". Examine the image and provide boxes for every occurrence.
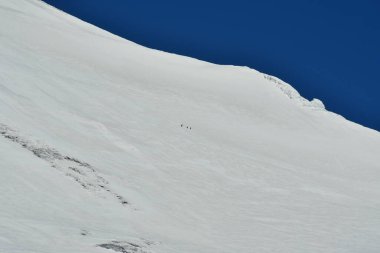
[0,123,129,206]
[264,74,325,110]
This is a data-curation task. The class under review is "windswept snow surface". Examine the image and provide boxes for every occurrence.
[1,1,380,252]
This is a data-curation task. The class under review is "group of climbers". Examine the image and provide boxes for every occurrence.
[180,124,191,130]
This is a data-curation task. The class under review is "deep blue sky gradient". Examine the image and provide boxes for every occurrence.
[43,0,380,131]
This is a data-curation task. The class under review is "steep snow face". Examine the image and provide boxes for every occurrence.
[1,1,380,253]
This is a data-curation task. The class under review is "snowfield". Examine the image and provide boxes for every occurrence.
[1,0,380,252]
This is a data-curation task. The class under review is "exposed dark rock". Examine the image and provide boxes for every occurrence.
[0,123,129,206]
[97,241,147,253]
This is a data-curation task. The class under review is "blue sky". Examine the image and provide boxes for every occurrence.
[43,0,380,131]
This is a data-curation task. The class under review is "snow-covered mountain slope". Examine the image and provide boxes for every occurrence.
[1,1,380,252]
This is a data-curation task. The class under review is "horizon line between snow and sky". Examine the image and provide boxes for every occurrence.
[42,0,380,132]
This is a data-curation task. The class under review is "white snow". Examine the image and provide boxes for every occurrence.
[0,0,380,252]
